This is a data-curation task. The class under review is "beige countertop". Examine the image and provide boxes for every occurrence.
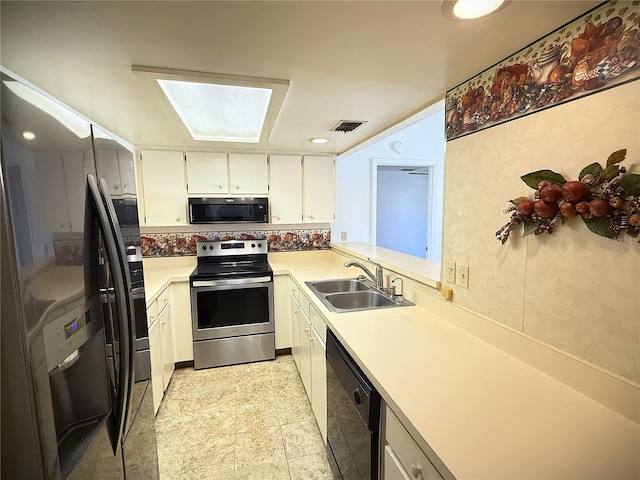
[269,250,640,480]
[143,250,639,479]
[142,256,195,304]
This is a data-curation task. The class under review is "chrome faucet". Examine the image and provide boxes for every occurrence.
[344,258,384,289]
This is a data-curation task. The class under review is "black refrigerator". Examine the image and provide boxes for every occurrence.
[0,71,160,479]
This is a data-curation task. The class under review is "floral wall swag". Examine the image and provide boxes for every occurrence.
[497,149,640,244]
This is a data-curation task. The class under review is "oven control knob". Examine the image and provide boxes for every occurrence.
[201,246,207,250]
[209,245,214,250]
[258,243,262,248]
[251,243,256,248]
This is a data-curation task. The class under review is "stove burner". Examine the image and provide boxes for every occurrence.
[190,240,272,283]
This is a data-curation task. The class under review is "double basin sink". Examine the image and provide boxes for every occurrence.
[305,278,413,314]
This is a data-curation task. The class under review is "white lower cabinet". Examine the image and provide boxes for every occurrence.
[289,277,327,442]
[148,317,163,415]
[158,298,174,392]
[383,405,444,480]
[298,308,312,398]
[290,291,301,369]
[170,281,193,362]
[147,285,175,414]
[309,325,327,441]
[274,274,291,349]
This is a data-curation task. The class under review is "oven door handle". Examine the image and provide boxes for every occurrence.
[192,276,272,287]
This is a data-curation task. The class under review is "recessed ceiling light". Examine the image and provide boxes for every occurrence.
[22,131,36,140]
[3,81,91,138]
[442,0,509,20]
[309,137,329,144]
[132,66,290,144]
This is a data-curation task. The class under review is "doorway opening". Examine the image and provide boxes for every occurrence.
[372,159,439,260]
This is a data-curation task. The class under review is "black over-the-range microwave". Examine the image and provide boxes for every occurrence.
[188,197,269,224]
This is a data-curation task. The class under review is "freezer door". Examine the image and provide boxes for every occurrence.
[0,72,125,480]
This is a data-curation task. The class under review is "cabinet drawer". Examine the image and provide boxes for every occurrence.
[385,407,443,480]
[291,284,300,302]
[309,305,326,342]
[147,300,159,327]
[157,286,170,314]
[384,445,412,480]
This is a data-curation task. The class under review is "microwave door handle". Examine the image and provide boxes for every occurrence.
[97,177,137,440]
[87,175,132,454]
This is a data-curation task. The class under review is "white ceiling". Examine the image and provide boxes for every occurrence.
[1,1,600,155]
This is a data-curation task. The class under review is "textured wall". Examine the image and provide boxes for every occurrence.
[442,81,640,383]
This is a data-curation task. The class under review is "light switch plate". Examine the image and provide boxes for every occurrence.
[445,261,456,283]
[340,231,348,241]
[456,264,469,289]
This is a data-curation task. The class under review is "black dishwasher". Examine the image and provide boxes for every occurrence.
[326,329,381,480]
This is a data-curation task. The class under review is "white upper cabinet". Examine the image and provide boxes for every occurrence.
[269,155,303,224]
[303,156,335,223]
[185,152,228,195]
[140,150,187,226]
[228,153,268,194]
[118,150,137,196]
[98,149,122,196]
[63,149,94,231]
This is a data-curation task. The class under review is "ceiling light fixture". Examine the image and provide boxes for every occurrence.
[442,0,509,20]
[22,131,36,141]
[132,66,290,144]
[309,137,329,144]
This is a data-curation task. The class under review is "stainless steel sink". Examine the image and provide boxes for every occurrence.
[305,278,413,313]
[325,291,396,309]
[307,278,371,293]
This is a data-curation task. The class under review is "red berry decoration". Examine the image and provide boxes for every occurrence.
[540,185,562,202]
[497,149,640,244]
[560,181,591,202]
[588,198,610,217]
[559,201,578,218]
[533,199,558,218]
[575,201,590,214]
[517,199,534,216]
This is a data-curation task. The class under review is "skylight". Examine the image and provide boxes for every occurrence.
[157,79,273,143]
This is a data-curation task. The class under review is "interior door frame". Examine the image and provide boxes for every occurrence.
[370,157,437,260]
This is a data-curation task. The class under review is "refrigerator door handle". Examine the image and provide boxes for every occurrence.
[97,176,137,430]
[86,174,133,454]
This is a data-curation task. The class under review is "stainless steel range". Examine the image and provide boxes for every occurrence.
[190,239,275,369]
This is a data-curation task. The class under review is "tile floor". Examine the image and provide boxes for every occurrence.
[155,355,334,480]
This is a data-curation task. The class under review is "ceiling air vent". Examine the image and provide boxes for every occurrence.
[331,120,367,133]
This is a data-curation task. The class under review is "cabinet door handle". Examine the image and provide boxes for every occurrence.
[176,217,181,222]
[218,184,223,189]
[235,185,240,189]
[410,464,423,479]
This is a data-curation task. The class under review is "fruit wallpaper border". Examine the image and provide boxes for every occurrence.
[140,229,331,257]
[446,0,640,141]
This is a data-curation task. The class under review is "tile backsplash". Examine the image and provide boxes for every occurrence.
[140,228,331,257]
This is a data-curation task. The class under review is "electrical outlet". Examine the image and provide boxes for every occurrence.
[456,264,469,289]
[445,261,456,283]
[340,231,348,241]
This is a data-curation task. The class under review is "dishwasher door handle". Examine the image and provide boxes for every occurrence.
[353,389,362,405]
